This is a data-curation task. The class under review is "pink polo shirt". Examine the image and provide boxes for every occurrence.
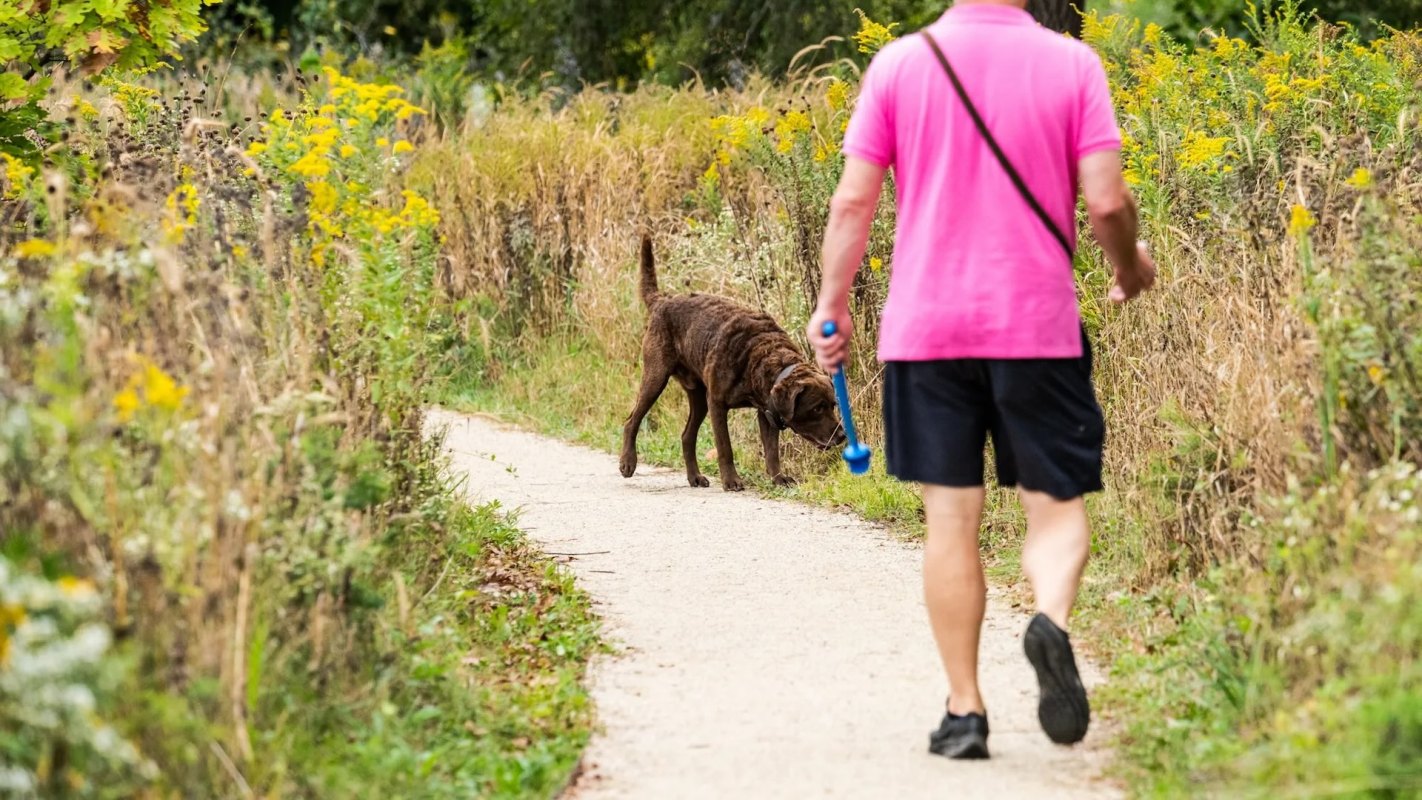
[842,4,1121,360]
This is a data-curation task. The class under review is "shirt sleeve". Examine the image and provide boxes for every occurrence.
[841,55,895,168]
[1076,52,1121,158]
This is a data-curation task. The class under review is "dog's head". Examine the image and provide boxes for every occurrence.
[770,367,846,451]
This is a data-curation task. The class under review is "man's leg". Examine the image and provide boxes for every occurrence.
[921,484,988,715]
[1018,490,1090,628]
[1018,489,1093,745]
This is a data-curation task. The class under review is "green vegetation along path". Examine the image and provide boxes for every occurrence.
[431,409,1121,798]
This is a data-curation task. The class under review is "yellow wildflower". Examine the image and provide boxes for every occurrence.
[57,577,96,597]
[2,153,34,198]
[289,152,332,179]
[308,181,339,215]
[141,363,189,412]
[113,388,140,422]
[869,257,884,272]
[74,97,101,120]
[376,137,390,148]
[852,9,899,55]
[1366,361,1386,386]
[13,239,57,259]
[302,128,340,149]
[0,603,26,664]
[1289,205,1317,238]
[398,190,440,227]
[774,110,812,153]
[340,144,358,158]
[1177,131,1231,171]
[245,141,268,156]
[826,79,850,112]
[1213,36,1245,58]
[703,162,720,183]
[163,184,201,244]
[1345,168,1373,189]
[392,140,415,154]
[1144,23,1163,48]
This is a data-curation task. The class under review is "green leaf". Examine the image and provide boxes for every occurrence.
[0,72,29,102]
[90,0,130,22]
[0,36,23,63]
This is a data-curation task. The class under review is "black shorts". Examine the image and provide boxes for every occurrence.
[882,333,1105,500]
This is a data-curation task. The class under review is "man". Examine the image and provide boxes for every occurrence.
[807,0,1156,760]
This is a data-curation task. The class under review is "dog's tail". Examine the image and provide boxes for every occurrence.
[639,234,661,307]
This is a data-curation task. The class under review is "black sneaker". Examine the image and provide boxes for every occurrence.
[1024,613,1091,745]
[928,709,990,760]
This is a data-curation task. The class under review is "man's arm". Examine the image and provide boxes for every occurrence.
[807,156,887,371]
[1079,150,1155,303]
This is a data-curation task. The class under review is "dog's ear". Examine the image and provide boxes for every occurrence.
[773,380,806,422]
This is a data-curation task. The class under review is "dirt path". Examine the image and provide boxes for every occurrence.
[430,409,1121,799]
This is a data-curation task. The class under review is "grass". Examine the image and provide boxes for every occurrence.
[244,494,599,799]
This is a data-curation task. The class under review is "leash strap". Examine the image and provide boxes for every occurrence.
[921,31,1075,261]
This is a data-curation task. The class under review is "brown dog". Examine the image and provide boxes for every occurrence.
[619,237,845,491]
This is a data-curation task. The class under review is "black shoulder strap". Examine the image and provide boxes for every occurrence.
[921,31,1074,260]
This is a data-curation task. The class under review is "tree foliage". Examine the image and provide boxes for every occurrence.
[0,0,220,155]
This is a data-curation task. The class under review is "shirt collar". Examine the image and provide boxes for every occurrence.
[939,3,1036,26]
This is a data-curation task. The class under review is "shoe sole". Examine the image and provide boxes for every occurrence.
[1024,621,1091,745]
[929,734,990,760]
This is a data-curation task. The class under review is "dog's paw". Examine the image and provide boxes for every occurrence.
[688,474,711,488]
[773,474,799,488]
[722,477,746,492]
[618,452,637,478]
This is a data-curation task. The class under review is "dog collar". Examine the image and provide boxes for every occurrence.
[772,363,798,387]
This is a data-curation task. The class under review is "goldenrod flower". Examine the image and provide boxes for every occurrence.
[113,388,140,422]
[289,152,332,179]
[1177,131,1232,171]
[1289,205,1317,238]
[13,239,57,259]
[1366,361,1386,386]
[2,153,34,198]
[57,577,96,597]
[340,144,358,158]
[852,9,899,55]
[392,140,414,154]
[1345,168,1373,189]
[308,181,339,215]
[141,363,188,412]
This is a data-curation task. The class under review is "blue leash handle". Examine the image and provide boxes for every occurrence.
[824,323,860,450]
[822,321,872,474]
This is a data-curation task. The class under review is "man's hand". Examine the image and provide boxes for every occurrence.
[1109,240,1157,304]
[807,307,853,373]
